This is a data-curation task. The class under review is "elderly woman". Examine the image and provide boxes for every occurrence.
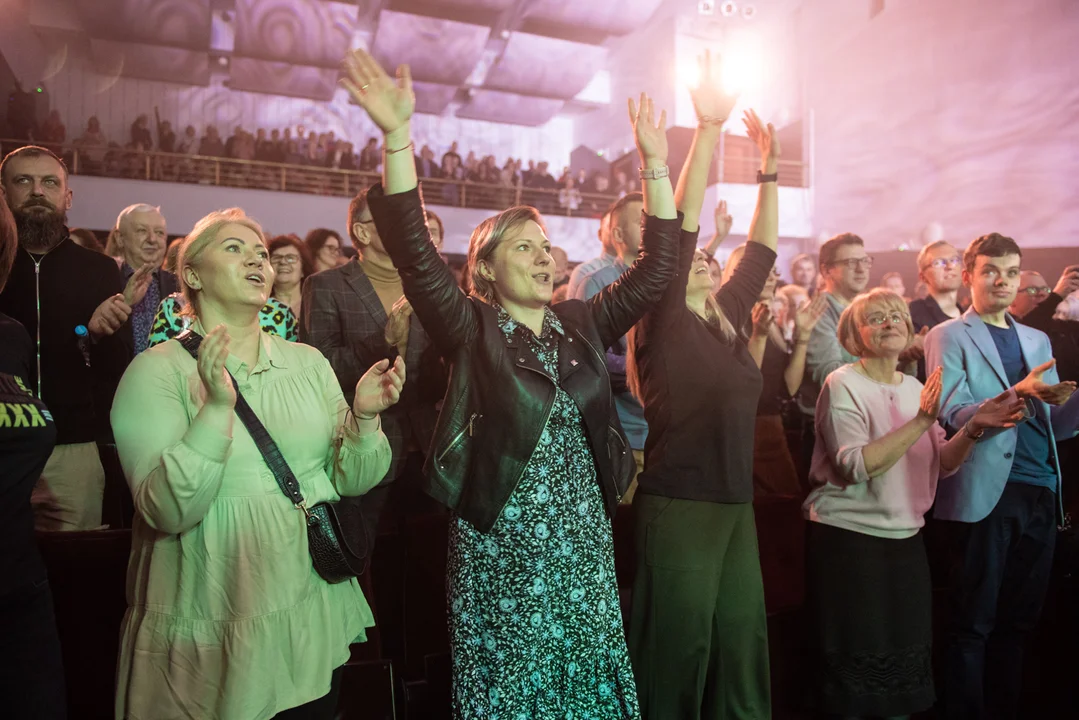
[805,288,1024,719]
[268,233,313,315]
[110,207,404,719]
[343,50,679,718]
[625,78,777,715]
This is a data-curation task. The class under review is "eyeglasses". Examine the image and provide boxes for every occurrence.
[925,257,962,271]
[830,257,873,270]
[865,312,909,327]
[1019,286,1050,296]
[322,246,341,257]
[270,255,300,265]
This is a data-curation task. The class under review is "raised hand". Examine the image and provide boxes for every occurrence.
[341,49,414,137]
[714,200,733,240]
[123,262,156,307]
[751,301,774,337]
[88,294,133,339]
[1015,359,1077,405]
[353,355,406,419]
[689,49,739,127]
[970,390,1027,432]
[919,366,943,420]
[384,296,413,349]
[743,109,780,167]
[628,92,668,166]
[1052,265,1079,298]
[794,293,829,342]
[198,324,235,409]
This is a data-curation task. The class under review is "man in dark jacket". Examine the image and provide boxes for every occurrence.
[0,146,136,530]
[112,202,177,353]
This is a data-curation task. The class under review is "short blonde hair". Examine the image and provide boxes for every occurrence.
[466,205,547,304]
[836,288,915,357]
[178,208,267,312]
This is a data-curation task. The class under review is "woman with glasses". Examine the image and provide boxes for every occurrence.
[268,234,313,315]
[305,228,344,274]
[805,288,1024,719]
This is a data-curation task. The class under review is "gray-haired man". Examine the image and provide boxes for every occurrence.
[113,203,177,353]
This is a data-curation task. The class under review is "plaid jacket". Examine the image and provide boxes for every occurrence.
[300,260,442,484]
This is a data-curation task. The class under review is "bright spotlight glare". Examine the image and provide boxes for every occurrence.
[677,58,702,89]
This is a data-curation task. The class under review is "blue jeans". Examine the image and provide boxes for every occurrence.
[942,483,1057,719]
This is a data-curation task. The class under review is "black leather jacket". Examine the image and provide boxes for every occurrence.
[367,185,681,532]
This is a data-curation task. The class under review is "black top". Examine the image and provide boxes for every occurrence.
[0,236,132,444]
[909,294,960,381]
[756,335,791,416]
[633,233,776,504]
[0,312,56,595]
[1021,292,1079,384]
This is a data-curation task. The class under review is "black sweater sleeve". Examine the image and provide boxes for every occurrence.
[716,242,777,331]
[1021,292,1064,333]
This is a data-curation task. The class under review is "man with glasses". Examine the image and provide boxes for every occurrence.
[908,240,965,380]
[797,233,871,466]
[301,188,445,551]
[925,233,1079,719]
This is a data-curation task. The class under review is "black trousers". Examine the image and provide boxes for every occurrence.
[271,665,343,720]
[0,576,67,719]
[942,483,1057,719]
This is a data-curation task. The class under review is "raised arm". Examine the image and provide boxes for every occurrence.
[588,93,680,349]
[675,50,737,232]
[742,108,780,254]
[343,49,477,354]
[700,200,732,257]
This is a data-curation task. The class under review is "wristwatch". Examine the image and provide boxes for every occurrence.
[639,165,670,180]
[757,170,778,184]
[962,421,986,440]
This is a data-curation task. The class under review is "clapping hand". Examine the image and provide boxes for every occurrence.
[123,263,156,307]
[341,49,414,137]
[689,49,739,128]
[751,301,774,337]
[197,325,236,409]
[88,294,133,339]
[628,92,668,167]
[918,366,944,420]
[743,109,780,169]
[1015,359,1077,405]
[794,294,829,342]
[714,200,733,240]
[969,390,1027,432]
[353,356,406,419]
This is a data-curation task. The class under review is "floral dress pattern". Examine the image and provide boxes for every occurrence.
[146,292,298,348]
[447,305,640,720]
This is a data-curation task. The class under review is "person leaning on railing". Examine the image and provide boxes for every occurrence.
[110,206,402,720]
[342,48,681,718]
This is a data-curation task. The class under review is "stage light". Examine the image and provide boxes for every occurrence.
[720,1,738,17]
[742,4,756,19]
[698,0,716,15]
[719,33,762,94]
[677,57,702,90]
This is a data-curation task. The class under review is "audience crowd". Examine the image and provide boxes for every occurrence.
[6,110,626,216]
[2,48,1078,720]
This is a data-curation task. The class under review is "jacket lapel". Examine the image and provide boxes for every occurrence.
[557,328,589,383]
[342,260,389,327]
[962,308,1009,389]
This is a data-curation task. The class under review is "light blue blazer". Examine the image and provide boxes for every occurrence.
[924,308,1079,523]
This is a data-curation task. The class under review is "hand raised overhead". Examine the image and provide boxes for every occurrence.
[341,49,414,137]
[689,49,739,126]
[743,109,780,166]
[628,92,668,166]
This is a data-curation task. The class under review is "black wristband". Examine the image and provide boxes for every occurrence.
[757,170,778,184]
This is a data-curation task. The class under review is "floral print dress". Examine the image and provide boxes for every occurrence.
[447,305,640,720]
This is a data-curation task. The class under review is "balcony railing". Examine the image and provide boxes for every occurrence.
[1,139,807,218]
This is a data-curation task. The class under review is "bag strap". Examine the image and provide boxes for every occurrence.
[175,330,308,509]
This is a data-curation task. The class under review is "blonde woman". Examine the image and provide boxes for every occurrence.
[805,288,1023,719]
[343,49,680,718]
[110,207,404,719]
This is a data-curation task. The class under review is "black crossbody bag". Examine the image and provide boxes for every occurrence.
[177,330,369,584]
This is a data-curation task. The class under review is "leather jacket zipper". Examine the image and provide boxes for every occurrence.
[28,249,48,398]
[437,412,481,467]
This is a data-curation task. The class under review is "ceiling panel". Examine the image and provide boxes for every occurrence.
[484,33,606,99]
[73,0,212,49]
[392,0,516,14]
[412,81,460,115]
[232,0,359,68]
[372,10,491,86]
[523,0,665,37]
[90,39,210,85]
[456,89,564,126]
[228,57,340,101]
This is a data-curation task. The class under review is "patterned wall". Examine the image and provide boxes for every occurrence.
[804,0,1079,250]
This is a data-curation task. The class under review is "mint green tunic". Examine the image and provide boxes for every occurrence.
[110,330,390,719]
